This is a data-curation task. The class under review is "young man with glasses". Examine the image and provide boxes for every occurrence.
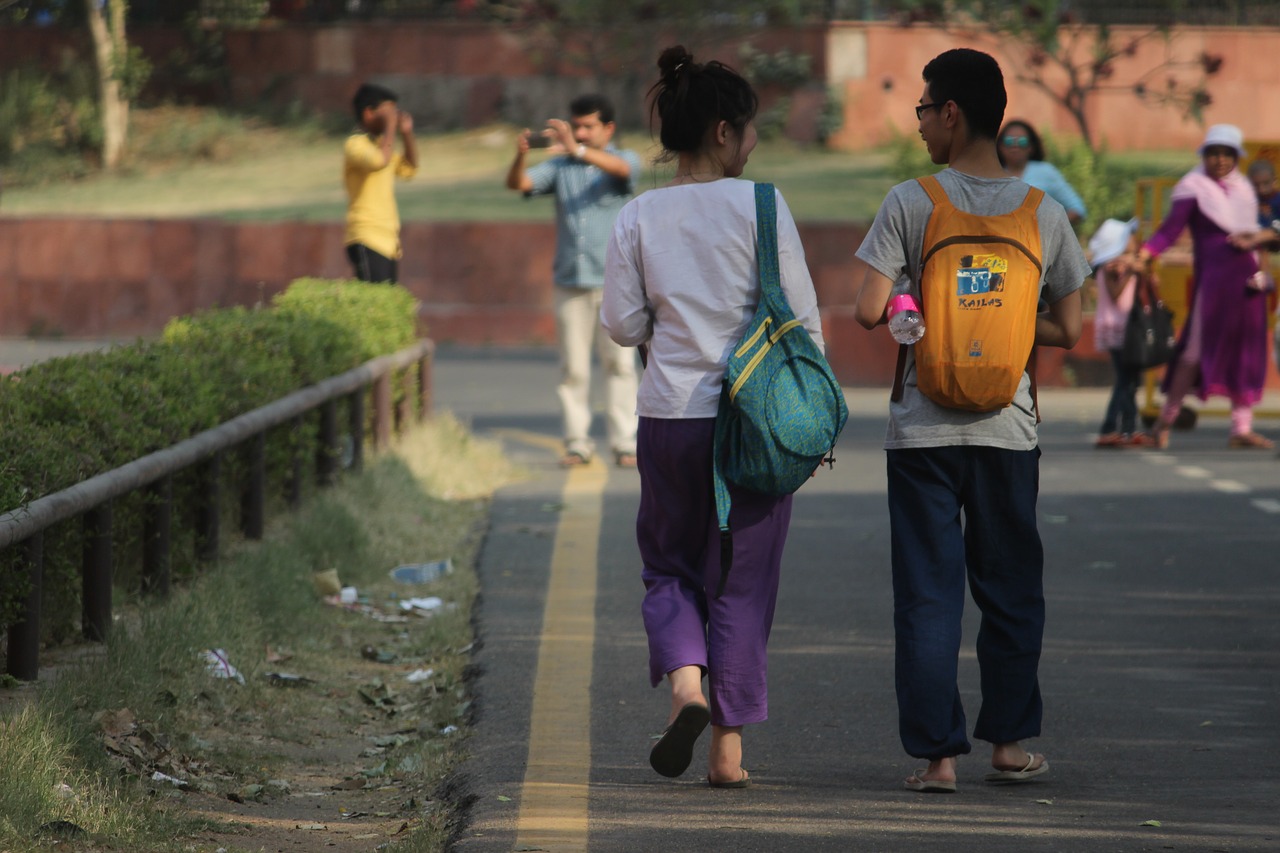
[852,48,1089,794]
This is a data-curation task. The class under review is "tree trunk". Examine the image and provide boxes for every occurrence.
[85,0,129,170]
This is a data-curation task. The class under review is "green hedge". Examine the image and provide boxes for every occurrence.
[0,279,420,640]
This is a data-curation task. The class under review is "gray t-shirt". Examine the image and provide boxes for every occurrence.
[855,168,1090,450]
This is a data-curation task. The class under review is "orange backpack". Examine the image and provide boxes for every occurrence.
[893,174,1044,412]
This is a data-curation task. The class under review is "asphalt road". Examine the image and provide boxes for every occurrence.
[431,344,1280,853]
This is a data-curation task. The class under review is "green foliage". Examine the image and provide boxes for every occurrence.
[272,278,421,363]
[816,86,845,144]
[0,707,154,845]
[112,43,153,103]
[0,61,102,184]
[739,44,813,90]
[886,125,942,185]
[1042,134,1129,234]
[196,0,269,25]
[0,280,419,636]
[0,415,511,851]
[755,96,792,141]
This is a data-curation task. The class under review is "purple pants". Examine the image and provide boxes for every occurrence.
[636,416,793,727]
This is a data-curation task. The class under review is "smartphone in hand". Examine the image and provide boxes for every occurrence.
[526,134,553,149]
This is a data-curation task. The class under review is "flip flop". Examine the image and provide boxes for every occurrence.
[984,753,1049,783]
[708,768,751,789]
[904,772,956,794]
[648,703,710,778]
[559,449,592,468]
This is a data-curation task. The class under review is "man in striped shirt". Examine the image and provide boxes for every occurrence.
[506,94,642,468]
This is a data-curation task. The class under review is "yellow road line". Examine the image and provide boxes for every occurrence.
[488,427,564,454]
[514,462,607,851]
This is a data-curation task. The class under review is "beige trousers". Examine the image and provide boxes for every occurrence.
[555,286,639,458]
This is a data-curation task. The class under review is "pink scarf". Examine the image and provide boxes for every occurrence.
[1170,165,1258,234]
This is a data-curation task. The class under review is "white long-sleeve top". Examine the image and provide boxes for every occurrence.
[602,179,824,419]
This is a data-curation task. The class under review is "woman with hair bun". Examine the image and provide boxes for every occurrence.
[602,45,825,789]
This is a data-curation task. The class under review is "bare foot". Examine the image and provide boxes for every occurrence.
[904,756,957,793]
[990,742,1044,773]
[708,767,750,787]
[666,665,706,726]
[707,724,744,782]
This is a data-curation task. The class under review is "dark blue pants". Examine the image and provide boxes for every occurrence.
[1101,348,1143,435]
[886,445,1044,760]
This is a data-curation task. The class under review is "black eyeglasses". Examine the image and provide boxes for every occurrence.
[915,102,944,120]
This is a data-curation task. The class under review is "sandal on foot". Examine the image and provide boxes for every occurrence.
[614,451,638,468]
[904,772,956,794]
[708,768,751,789]
[1094,433,1126,448]
[559,449,593,468]
[648,703,710,778]
[984,753,1049,783]
[1228,432,1274,449]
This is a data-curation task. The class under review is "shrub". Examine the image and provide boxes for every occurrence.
[0,279,420,639]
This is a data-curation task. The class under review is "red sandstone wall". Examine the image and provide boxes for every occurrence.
[5,216,1258,390]
[3,22,1280,149]
[826,23,1280,153]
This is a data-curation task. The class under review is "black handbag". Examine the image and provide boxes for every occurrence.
[1120,274,1176,370]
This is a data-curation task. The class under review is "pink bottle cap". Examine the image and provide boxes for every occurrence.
[887,293,919,318]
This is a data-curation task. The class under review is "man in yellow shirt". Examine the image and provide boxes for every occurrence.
[344,83,418,283]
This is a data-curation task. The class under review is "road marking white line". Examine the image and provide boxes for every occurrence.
[1251,498,1280,513]
[1210,480,1251,494]
[1175,466,1211,479]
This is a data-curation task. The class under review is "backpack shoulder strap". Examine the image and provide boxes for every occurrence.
[1018,185,1046,212]
[893,176,948,403]
[754,182,783,307]
[916,174,951,209]
[713,183,781,601]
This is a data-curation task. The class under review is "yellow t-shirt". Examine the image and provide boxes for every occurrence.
[343,133,417,259]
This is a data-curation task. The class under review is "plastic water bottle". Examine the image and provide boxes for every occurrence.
[887,293,925,345]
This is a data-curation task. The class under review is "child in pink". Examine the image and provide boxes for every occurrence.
[1091,218,1155,447]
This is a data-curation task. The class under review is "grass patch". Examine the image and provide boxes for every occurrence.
[0,105,1199,224]
[0,412,521,852]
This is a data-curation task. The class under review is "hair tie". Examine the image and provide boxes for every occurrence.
[674,62,686,73]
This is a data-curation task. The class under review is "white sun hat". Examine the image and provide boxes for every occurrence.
[1198,124,1246,158]
[1088,217,1140,268]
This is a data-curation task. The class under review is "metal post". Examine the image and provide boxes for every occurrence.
[143,476,172,597]
[317,399,339,487]
[196,451,222,562]
[82,502,113,642]
[396,369,413,434]
[241,432,265,540]
[418,352,433,420]
[288,415,304,509]
[373,373,392,450]
[348,389,364,473]
[6,533,43,681]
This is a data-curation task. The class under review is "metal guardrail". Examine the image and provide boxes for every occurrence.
[1,338,435,682]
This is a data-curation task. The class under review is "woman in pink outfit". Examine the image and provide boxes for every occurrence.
[1136,124,1274,449]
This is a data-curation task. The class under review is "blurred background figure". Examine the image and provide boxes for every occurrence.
[1089,217,1155,448]
[997,119,1086,226]
[1138,124,1273,450]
